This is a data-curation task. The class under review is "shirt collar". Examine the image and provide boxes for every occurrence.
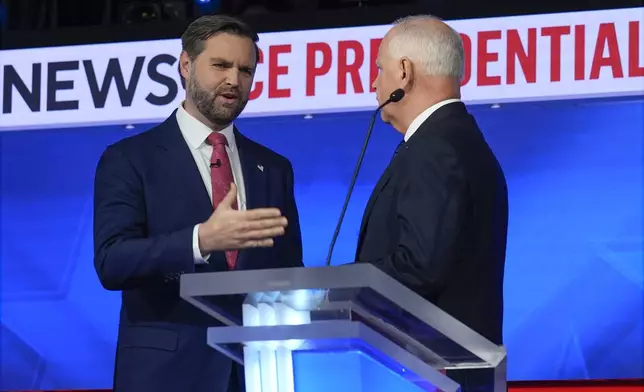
[176,102,236,151]
[404,98,461,142]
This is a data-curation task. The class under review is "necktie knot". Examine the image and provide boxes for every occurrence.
[206,132,228,147]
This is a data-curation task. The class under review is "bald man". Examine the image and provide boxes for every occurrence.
[355,15,508,391]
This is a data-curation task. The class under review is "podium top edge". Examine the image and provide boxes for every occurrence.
[179,263,506,365]
[180,263,383,294]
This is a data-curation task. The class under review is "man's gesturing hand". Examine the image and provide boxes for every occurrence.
[198,183,288,253]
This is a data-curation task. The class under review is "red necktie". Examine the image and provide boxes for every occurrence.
[206,132,238,269]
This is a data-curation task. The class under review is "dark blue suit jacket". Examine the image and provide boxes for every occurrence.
[93,112,303,392]
[356,102,507,346]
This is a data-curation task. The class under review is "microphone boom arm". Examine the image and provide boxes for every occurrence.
[324,89,405,266]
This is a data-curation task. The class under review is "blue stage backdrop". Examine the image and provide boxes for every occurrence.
[1,98,642,390]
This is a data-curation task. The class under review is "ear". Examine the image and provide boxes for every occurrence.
[398,57,414,89]
[179,51,192,81]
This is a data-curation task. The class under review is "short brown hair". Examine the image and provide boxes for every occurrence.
[181,14,260,62]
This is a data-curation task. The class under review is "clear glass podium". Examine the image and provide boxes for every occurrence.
[180,263,506,392]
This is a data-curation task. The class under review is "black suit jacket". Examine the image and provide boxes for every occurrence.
[356,102,508,345]
[93,113,303,392]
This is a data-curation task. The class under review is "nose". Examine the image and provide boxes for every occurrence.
[225,68,240,87]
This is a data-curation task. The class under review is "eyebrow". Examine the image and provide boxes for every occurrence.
[209,57,254,72]
[209,57,231,65]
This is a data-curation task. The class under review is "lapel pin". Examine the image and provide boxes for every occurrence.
[257,164,264,172]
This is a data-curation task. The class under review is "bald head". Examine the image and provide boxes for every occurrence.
[385,15,464,81]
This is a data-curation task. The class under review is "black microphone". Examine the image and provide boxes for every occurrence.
[210,159,222,168]
[325,88,405,266]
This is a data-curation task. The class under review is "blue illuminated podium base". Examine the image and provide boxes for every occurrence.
[180,264,507,392]
[206,321,458,392]
[292,349,427,392]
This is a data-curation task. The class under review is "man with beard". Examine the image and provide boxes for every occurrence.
[93,15,303,392]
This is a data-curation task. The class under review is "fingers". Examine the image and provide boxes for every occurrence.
[241,238,274,248]
[239,226,286,241]
[207,204,286,250]
[237,215,287,240]
[234,213,286,247]
[218,183,237,209]
[243,217,288,231]
[245,207,283,220]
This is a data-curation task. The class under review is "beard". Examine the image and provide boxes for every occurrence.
[188,68,249,127]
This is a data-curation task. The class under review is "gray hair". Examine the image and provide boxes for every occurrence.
[387,15,465,81]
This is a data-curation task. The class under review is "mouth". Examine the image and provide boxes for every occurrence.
[218,92,239,104]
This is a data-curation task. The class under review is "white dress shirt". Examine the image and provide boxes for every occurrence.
[404,98,461,142]
[175,103,247,264]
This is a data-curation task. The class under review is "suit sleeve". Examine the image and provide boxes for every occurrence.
[365,145,466,298]
[93,145,195,291]
[280,161,304,268]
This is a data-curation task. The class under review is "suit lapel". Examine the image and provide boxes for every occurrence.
[355,102,468,257]
[356,161,395,254]
[235,128,267,210]
[153,113,213,221]
[234,128,268,268]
